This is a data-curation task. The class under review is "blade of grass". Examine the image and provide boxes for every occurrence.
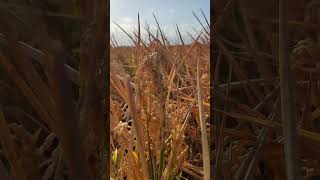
[197,56,210,180]
[214,108,320,143]
[215,63,232,179]
[124,76,150,180]
[113,21,136,46]
[152,13,166,46]
[192,11,210,37]
[279,0,300,179]
[200,8,210,28]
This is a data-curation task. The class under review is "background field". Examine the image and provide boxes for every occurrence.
[110,16,210,179]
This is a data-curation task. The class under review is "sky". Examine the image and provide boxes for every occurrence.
[111,0,210,46]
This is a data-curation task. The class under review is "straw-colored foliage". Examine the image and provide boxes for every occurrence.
[213,1,320,179]
[110,17,210,179]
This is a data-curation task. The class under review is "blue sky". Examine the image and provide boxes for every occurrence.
[111,0,210,46]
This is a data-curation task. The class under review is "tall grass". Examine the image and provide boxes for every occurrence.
[110,12,210,179]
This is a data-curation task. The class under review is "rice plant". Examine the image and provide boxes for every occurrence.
[110,12,210,180]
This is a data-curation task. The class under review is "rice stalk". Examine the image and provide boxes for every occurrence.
[197,56,210,179]
[279,0,300,179]
[124,76,150,180]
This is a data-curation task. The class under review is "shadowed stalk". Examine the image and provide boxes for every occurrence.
[215,63,232,179]
[0,34,80,85]
[47,43,90,180]
[243,96,280,180]
[279,0,300,179]
[197,56,210,180]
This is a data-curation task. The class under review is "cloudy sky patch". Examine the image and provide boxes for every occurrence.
[111,0,209,46]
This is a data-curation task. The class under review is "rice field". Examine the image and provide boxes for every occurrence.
[110,14,210,179]
[213,1,320,179]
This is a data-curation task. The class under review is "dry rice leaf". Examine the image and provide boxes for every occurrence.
[32,128,42,143]
[215,108,320,143]
[0,108,27,180]
[179,165,202,180]
[0,52,53,128]
[40,133,56,154]
[54,151,65,180]
[9,124,42,180]
[0,159,11,180]
[43,148,60,180]
[311,107,320,121]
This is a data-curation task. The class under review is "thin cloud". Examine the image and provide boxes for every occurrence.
[168,9,176,14]
[120,17,134,23]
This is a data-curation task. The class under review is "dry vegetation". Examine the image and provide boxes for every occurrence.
[0,1,108,180]
[213,0,320,179]
[110,13,210,179]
